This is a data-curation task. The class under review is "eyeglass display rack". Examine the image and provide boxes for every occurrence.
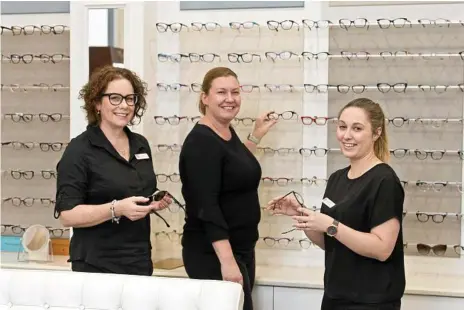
[146,21,309,260]
[0,18,71,243]
[147,16,464,261]
[327,19,464,258]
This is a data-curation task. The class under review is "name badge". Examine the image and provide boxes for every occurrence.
[322,197,335,208]
[135,153,149,160]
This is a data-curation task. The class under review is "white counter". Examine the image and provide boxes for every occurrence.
[2,250,464,299]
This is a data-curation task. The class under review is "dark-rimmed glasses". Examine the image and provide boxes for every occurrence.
[10,170,34,180]
[156,190,186,213]
[268,111,298,120]
[146,190,186,227]
[1,224,25,234]
[101,93,139,106]
[416,212,447,223]
[416,243,447,256]
[270,191,306,235]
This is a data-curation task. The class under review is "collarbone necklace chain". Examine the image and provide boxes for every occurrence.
[113,137,129,158]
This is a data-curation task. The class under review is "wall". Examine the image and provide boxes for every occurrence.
[142,0,464,267]
[1,10,71,243]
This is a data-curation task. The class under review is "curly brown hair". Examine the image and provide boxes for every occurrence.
[78,65,148,126]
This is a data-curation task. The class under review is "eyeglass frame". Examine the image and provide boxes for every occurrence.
[101,93,139,106]
[145,190,186,228]
[269,190,308,235]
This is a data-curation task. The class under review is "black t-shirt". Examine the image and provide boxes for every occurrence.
[179,123,262,253]
[321,163,406,304]
[54,125,157,275]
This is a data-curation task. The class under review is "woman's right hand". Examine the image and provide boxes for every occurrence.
[221,260,243,286]
[115,196,152,221]
[266,195,301,216]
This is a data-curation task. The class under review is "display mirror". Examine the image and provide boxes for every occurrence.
[87,7,125,77]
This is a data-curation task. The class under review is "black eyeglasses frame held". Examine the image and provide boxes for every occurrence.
[145,190,186,228]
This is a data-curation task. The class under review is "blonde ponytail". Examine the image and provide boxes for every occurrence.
[374,121,390,162]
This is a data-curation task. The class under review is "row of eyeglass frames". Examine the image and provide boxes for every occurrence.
[1,224,69,238]
[2,53,70,64]
[2,170,463,192]
[151,114,463,127]
[3,113,461,128]
[155,82,464,93]
[259,237,464,256]
[2,196,462,225]
[2,82,459,94]
[157,51,464,63]
[2,141,464,161]
[155,18,464,33]
[1,83,69,92]
[1,25,69,35]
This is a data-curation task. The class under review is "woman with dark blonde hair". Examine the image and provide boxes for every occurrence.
[179,67,277,310]
[54,65,171,275]
[268,98,405,310]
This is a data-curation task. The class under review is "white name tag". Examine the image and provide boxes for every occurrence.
[322,197,335,208]
[135,153,149,160]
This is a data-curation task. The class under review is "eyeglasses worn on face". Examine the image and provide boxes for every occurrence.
[101,93,139,106]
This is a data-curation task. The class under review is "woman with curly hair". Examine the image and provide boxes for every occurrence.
[54,65,171,276]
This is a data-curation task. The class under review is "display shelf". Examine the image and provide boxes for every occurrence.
[0,16,71,241]
[327,16,464,257]
[140,0,464,264]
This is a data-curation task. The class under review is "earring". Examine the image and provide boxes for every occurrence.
[97,110,100,115]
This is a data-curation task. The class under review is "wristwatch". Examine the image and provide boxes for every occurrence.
[247,133,261,145]
[326,220,339,237]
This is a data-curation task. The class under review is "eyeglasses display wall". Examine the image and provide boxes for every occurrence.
[145,21,310,258]
[327,19,464,258]
[1,25,71,242]
[144,15,464,261]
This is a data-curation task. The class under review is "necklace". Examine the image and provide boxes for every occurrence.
[113,138,129,159]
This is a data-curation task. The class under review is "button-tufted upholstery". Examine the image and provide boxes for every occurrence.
[0,268,244,310]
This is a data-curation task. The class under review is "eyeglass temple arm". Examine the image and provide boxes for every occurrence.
[171,196,186,212]
[151,210,170,228]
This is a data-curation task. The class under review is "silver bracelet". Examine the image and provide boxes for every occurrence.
[110,200,120,224]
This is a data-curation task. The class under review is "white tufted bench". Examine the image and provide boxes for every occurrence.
[0,268,244,310]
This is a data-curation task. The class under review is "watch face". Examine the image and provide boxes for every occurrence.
[327,226,337,236]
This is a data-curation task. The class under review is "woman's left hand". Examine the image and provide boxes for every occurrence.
[291,207,334,233]
[150,195,172,211]
[252,111,278,140]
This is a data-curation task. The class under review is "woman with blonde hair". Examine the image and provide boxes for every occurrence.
[268,98,405,310]
[179,67,277,310]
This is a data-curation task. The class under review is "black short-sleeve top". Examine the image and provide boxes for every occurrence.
[320,163,406,304]
[54,124,157,275]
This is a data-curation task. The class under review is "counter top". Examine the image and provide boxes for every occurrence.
[2,251,464,298]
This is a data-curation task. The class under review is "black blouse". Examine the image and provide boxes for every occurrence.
[321,163,406,304]
[54,125,157,275]
[179,124,262,253]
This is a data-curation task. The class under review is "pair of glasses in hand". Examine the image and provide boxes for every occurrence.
[270,190,305,211]
[147,190,185,212]
[272,191,308,235]
[146,190,186,228]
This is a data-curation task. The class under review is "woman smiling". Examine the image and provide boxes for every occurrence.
[268,98,405,310]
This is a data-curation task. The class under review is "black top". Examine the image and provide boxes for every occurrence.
[179,123,262,253]
[321,163,406,304]
[54,124,157,275]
